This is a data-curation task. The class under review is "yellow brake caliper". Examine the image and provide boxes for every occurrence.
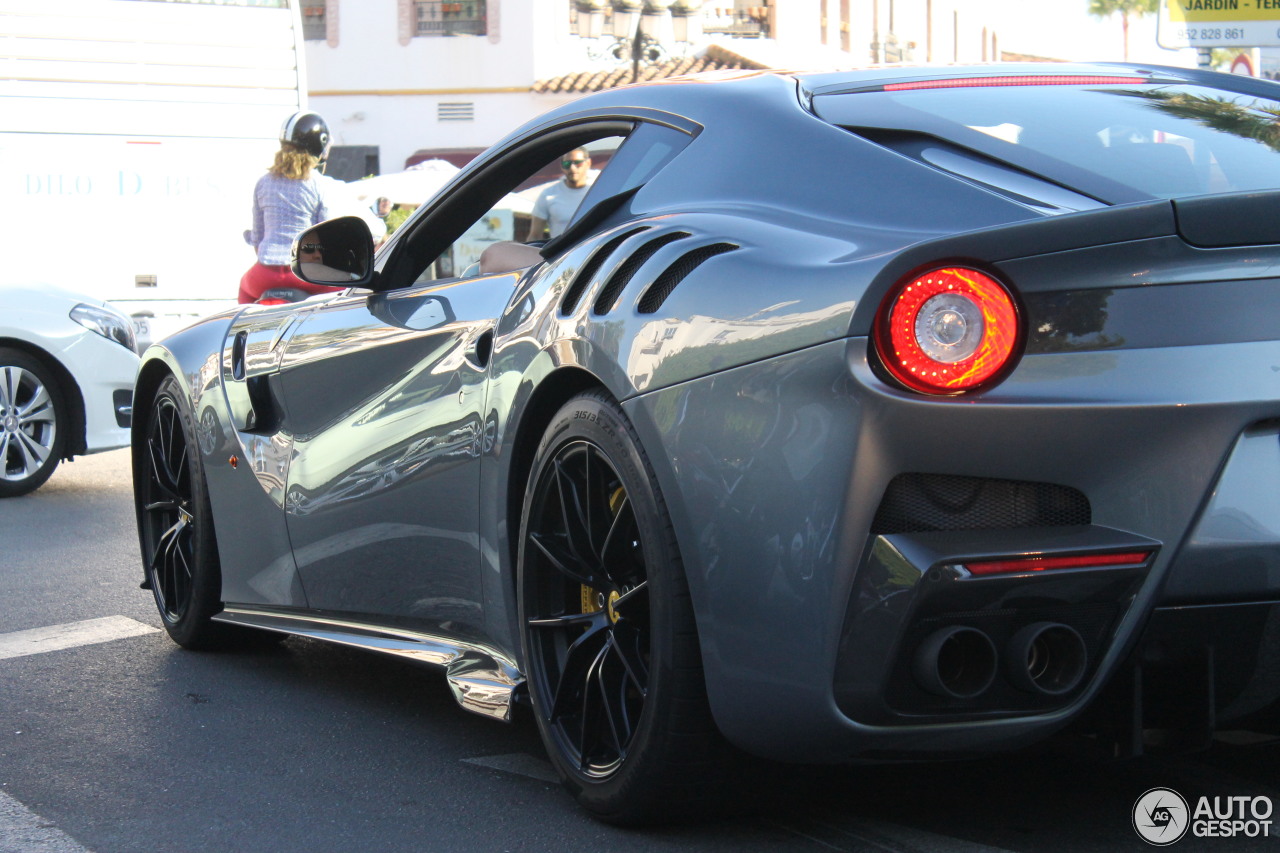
[581,486,627,622]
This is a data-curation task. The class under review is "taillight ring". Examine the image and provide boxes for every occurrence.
[873,265,1022,395]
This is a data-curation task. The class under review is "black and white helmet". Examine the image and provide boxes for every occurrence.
[280,111,330,159]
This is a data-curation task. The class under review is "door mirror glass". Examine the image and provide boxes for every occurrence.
[292,216,375,286]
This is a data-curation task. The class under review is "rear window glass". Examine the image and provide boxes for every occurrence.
[837,83,1280,200]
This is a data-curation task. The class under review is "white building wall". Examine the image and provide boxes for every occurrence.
[306,0,592,172]
[843,0,1000,65]
[771,0,824,50]
[308,0,538,90]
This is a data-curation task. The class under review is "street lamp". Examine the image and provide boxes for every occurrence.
[574,0,607,38]
[612,0,642,38]
[573,0,703,82]
[670,0,703,44]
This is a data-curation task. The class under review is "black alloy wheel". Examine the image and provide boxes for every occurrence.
[525,437,650,775]
[136,376,227,649]
[519,392,724,823]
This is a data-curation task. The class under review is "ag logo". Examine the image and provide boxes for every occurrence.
[1134,788,1190,845]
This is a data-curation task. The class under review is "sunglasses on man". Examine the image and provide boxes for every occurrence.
[561,158,587,168]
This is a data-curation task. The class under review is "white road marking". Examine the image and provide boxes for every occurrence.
[461,752,560,784]
[0,617,159,662]
[0,791,93,853]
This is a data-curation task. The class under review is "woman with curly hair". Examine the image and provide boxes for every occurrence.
[239,111,383,304]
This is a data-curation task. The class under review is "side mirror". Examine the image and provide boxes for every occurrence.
[292,216,375,287]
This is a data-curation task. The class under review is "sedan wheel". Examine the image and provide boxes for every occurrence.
[519,392,724,823]
[0,348,66,498]
[136,376,228,649]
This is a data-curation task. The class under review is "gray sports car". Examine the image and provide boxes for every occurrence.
[133,62,1280,822]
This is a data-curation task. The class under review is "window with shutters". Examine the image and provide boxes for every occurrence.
[415,1,486,36]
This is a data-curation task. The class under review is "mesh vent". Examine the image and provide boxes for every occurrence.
[559,226,649,316]
[638,243,739,314]
[593,231,690,315]
[871,473,1090,536]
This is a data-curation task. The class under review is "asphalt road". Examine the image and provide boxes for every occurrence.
[2,449,1278,852]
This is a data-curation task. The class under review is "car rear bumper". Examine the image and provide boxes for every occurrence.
[628,332,1280,762]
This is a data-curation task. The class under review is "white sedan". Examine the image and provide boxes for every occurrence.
[0,284,140,496]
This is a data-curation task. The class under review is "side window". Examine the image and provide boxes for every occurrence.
[420,202,522,281]
[578,121,693,209]
[416,133,630,283]
[408,121,696,284]
[523,136,625,242]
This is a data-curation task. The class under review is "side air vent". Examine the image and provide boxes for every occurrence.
[871,473,1090,536]
[560,226,649,316]
[638,242,739,314]
[593,231,690,316]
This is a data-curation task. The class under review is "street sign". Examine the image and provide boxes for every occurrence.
[1158,0,1280,48]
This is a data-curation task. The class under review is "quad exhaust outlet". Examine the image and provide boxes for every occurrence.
[914,622,1088,698]
[913,626,998,699]
[1005,622,1087,696]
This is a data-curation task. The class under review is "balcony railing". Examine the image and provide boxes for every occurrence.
[301,3,326,40]
[415,1,487,37]
[702,10,769,38]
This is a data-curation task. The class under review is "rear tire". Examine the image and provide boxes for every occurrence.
[518,391,726,824]
[0,348,66,498]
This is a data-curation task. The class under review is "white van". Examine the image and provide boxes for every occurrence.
[0,0,307,345]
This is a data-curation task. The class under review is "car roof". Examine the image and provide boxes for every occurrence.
[634,61,1204,98]
[791,61,1180,90]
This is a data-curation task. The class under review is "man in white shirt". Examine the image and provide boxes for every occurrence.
[530,148,595,238]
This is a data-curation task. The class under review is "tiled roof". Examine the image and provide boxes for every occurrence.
[532,45,1067,96]
[532,43,768,94]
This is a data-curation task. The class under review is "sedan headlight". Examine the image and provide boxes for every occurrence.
[70,303,137,353]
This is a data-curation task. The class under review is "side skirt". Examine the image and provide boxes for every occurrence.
[214,606,524,722]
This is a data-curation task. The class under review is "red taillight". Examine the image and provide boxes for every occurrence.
[874,266,1020,394]
[964,551,1153,577]
[256,298,289,306]
[883,75,1144,92]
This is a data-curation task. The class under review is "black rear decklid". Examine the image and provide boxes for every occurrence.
[1173,190,1280,247]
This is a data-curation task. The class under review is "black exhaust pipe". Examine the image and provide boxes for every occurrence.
[1005,622,1087,695]
[913,626,997,699]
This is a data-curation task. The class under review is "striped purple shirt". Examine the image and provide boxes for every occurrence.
[246,172,331,266]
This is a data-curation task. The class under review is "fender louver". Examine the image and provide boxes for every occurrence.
[559,227,649,315]
[593,232,690,315]
[638,243,739,314]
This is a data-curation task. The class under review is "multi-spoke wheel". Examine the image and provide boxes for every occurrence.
[136,376,227,649]
[0,348,66,498]
[519,392,723,823]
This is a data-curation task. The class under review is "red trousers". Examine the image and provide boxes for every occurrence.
[238,263,343,304]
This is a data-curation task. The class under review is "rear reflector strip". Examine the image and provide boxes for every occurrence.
[883,76,1145,92]
[963,550,1152,576]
